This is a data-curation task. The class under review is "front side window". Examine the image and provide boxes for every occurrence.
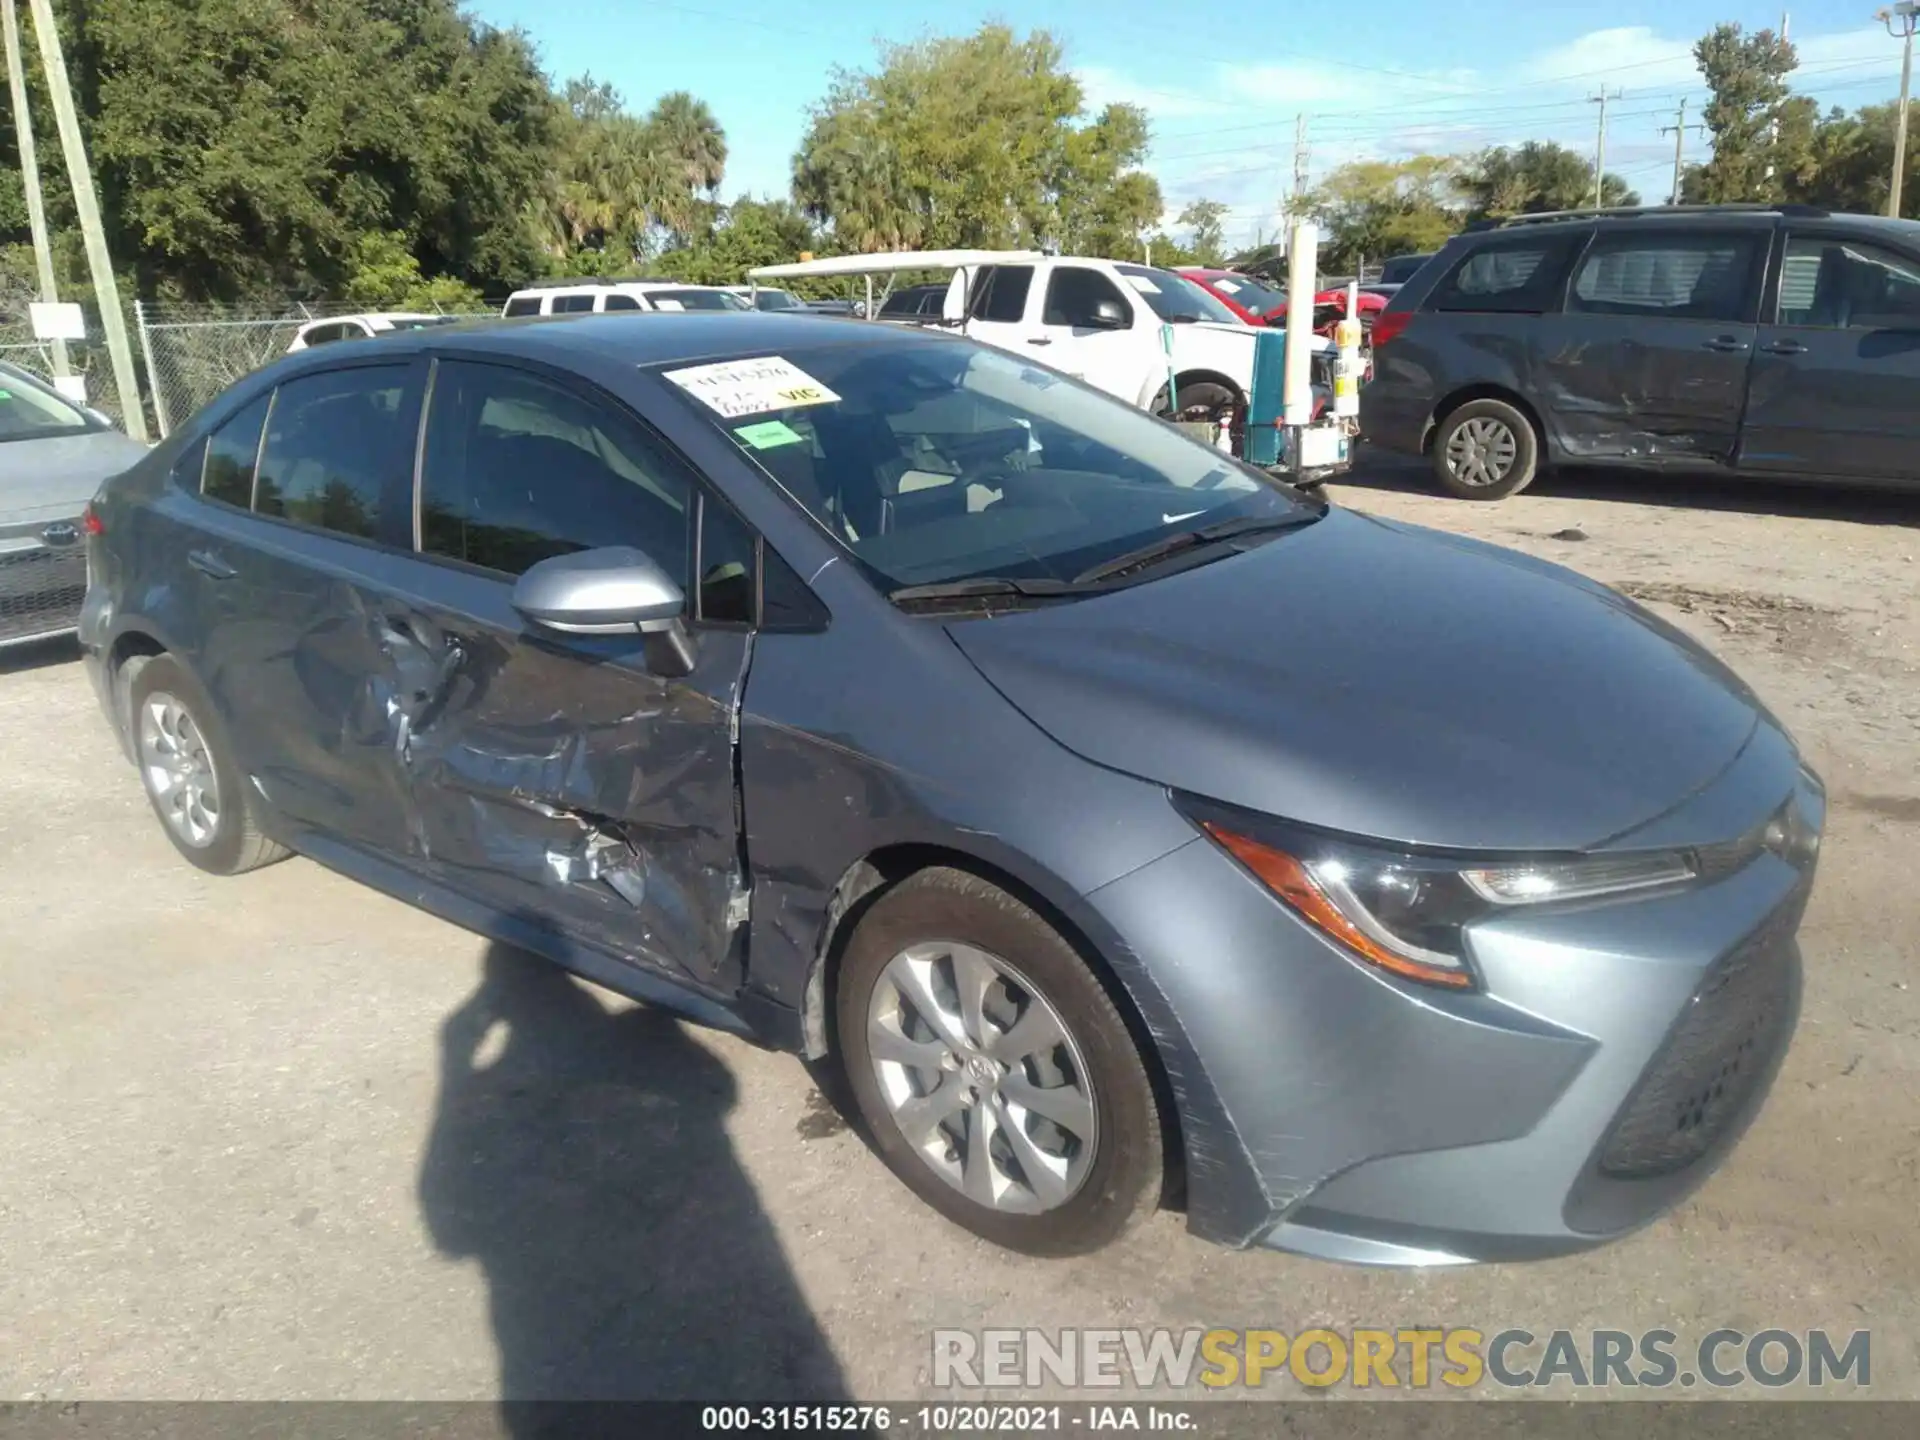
[200,394,271,508]
[254,366,409,540]
[1569,232,1760,323]
[1112,265,1241,324]
[682,337,1309,591]
[1778,235,1920,329]
[1043,267,1133,329]
[754,289,804,311]
[603,293,644,312]
[419,360,691,580]
[646,288,747,311]
[0,366,95,443]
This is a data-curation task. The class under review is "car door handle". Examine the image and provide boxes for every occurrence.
[1025,337,1052,346]
[187,549,236,580]
[1702,336,1751,353]
[1760,339,1808,356]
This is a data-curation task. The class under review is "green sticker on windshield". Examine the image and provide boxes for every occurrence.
[0,389,12,400]
[736,419,805,450]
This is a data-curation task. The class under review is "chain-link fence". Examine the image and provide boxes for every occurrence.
[0,296,500,440]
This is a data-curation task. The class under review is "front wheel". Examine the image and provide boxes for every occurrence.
[835,868,1163,1256]
[1154,380,1244,454]
[1431,397,1540,500]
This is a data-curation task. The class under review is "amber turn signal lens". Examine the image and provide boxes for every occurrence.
[1202,822,1474,989]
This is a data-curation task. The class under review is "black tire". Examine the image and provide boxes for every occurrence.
[1431,397,1539,500]
[127,653,288,876]
[835,867,1162,1257]
[1154,379,1244,453]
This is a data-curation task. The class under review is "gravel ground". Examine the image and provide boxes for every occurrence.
[1,452,1916,1404]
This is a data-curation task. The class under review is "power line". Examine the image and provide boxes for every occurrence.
[1659,98,1706,205]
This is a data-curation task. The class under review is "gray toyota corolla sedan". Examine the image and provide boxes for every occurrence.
[79,313,1821,1264]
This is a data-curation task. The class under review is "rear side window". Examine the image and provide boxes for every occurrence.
[254,366,410,540]
[1428,237,1579,314]
[418,360,691,580]
[503,295,542,318]
[970,266,1033,323]
[200,394,270,508]
[1569,232,1761,323]
[552,293,597,314]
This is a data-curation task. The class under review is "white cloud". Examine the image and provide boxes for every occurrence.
[1076,64,1234,120]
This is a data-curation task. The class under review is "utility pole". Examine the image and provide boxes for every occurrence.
[1766,14,1791,191]
[1588,89,1622,208]
[1291,112,1309,211]
[23,0,146,440]
[2,0,65,377]
[1660,99,1706,204]
[1883,2,1918,217]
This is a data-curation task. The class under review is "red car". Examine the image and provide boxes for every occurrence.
[1180,267,1389,337]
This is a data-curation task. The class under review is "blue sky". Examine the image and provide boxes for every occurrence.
[470,1,1909,245]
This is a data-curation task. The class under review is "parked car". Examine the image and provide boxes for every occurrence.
[1375,252,1436,286]
[802,298,864,317]
[876,283,952,323]
[501,280,749,317]
[80,312,1820,1264]
[1363,203,1920,499]
[1177,268,1288,325]
[0,360,146,650]
[287,313,464,352]
[725,286,809,313]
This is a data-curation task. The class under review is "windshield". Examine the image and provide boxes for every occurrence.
[648,288,748,311]
[1112,264,1244,324]
[753,289,804,311]
[1202,273,1286,311]
[663,337,1309,591]
[0,364,95,442]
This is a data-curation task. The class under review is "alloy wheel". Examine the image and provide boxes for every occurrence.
[1444,416,1519,487]
[865,942,1099,1214]
[139,692,221,849]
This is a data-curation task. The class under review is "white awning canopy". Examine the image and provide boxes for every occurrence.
[747,249,1043,281]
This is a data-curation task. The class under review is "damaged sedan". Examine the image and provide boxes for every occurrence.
[80,312,1821,1264]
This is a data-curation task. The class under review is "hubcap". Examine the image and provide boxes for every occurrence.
[1445,416,1518,487]
[866,942,1098,1214]
[139,692,221,848]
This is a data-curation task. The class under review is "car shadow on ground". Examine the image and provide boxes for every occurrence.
[1337,445,1920,527]
[417,936,848,1413]
[0,635,81,675]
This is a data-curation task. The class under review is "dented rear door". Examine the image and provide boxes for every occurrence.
[382,357,750,991]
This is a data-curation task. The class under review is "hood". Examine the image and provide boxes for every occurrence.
[0,430,148,528]
[948,509,1767,853]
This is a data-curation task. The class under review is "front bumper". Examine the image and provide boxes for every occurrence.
[0,527,87,648]
[1085,771,1821,1265]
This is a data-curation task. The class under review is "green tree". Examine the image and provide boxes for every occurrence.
[1684,22,1800,203]
[1303,156,1462,272]
[1178,198,1229,266]
[654,195,819,285]
[1457,141,1638,218]
[792,25,1159,255]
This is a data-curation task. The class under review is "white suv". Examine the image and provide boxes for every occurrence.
[946,257,1326,426]
[500,281,749,318]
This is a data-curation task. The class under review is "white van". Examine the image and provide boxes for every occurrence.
[500,281,749,318]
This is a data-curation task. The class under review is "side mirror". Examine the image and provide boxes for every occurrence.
[1089,298,1130,330]
[512,547,698,675]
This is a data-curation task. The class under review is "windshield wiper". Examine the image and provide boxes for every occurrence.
[1071,511,1321,586]
[887,575,1093,611]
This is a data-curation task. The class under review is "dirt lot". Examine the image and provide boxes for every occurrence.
[1,453,1917,1403]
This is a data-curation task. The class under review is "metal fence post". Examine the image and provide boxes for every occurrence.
[133,298,169,438]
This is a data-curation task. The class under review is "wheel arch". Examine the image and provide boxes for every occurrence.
[1421,383,1547,457]
[801,841,1190,1211]
[103,626,172,761]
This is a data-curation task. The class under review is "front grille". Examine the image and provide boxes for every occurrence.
[0,542,87,643]
[1596,910,1799,1179]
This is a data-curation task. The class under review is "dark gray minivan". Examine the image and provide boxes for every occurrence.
[1363,204,1920,499]
[80,312,1821,1265]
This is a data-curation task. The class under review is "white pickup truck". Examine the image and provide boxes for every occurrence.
[747,250,1330,439]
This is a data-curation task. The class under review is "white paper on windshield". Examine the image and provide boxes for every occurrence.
[663,356,841,417]
[1122,274,1161,294]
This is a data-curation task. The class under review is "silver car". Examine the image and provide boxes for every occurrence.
[0,361,145,649]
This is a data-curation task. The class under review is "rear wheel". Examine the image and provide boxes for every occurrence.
[1154,380,1244,454]
[835,867,1162,1256]
[129,654,287,876]
[1431,397,1539,500]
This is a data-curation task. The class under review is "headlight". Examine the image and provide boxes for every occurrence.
[1192,810,1697,990]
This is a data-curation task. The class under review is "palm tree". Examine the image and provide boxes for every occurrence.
[647,91,728,196]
